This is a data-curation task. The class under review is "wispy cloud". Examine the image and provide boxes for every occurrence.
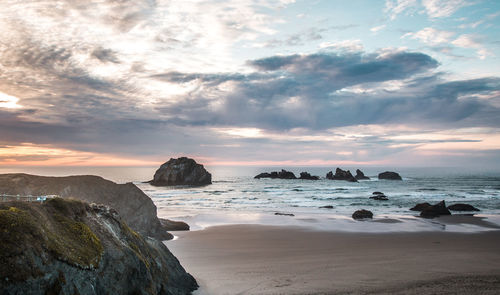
[452,34,493,60]
[370,25,387,33]
[385,0,419,20]
[402,27,455,45]
[422,0,471,18]
[385,0,472,19]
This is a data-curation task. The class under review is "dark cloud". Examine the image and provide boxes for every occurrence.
[91,47,120,63]
[260,27,327,47]
[149,51,499,132]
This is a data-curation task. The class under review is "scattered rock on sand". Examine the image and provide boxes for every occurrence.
[420,200,451,218]
[299,172,320,180]
[352,209,373,220]
[275,212,295,216]
[355,169,370,180]
[378,171,402,180]
[326,168,358,182]
[255,169,297,179]
[448,203,480,212]
[319,205,334,209]
[410,202,432,211]
[149,157,212,186]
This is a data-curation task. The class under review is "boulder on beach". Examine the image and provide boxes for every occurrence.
[355,169,370,180]
[420,200,451,218]
[299,172,320,180]
[254,169,297,179]
[352,209,373,220]
[0,198,198,294]
[410,202,432,211]
[326,168,358,182]
[160,218,190,231]
[378,171,402,180]
[149,157,212,186]
[448,204,480,212]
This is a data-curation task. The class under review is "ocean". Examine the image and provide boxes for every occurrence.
[2,166,500,232]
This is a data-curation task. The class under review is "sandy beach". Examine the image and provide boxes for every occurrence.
[167,224,500,294]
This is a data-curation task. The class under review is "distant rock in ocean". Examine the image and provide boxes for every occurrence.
[355,169,370,180]
[299,172,320,180]
[0,198,197,294]
[326,168,358,182]
[352,209,373,220]
[370,192,388,201]
[420,200,451,218]
[448,203,480,212]
[378,171,402,180]
[0,173,171,240]
[149,157,212,186]
[255,169,297,179]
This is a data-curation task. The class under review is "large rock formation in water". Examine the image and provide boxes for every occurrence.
[149,157,212,186]
[254,169,297,179]
[378,171,402,180]
[0,198,197,295]
[420,200,451,218]
[326,168,358,182]
[355,169,370,180]
[299,172,319,180]
[0,173,170,240]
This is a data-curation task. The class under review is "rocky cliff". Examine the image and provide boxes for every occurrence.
[0,173,170,240]
[0,198,197,295]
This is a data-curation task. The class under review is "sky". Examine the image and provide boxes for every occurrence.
[0,0,499,168]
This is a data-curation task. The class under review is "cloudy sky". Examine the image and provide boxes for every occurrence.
[0,0,499,168]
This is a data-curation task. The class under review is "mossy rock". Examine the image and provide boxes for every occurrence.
[45,213,103,269]
[0,206,45,281]
[1,198,103,272]
[0,206,42,257]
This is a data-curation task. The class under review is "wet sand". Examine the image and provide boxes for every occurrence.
[167,224,500,294]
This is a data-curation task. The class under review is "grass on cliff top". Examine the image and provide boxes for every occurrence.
[0,198,103,275]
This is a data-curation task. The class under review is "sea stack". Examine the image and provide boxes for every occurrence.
[326,168,358,182]
[378,171,402,180]
[355,169,370,180]
[254,169,297,179]
[149,157,212,186]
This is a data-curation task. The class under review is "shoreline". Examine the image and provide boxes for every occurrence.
[166,224,500,295]
[159,210,500,233]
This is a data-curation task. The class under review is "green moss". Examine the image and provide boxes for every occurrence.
[1,198,104,280]
[121,222,150,269]
[0,206,41,257]
[46,214,103,268]
[0,206,44,281]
